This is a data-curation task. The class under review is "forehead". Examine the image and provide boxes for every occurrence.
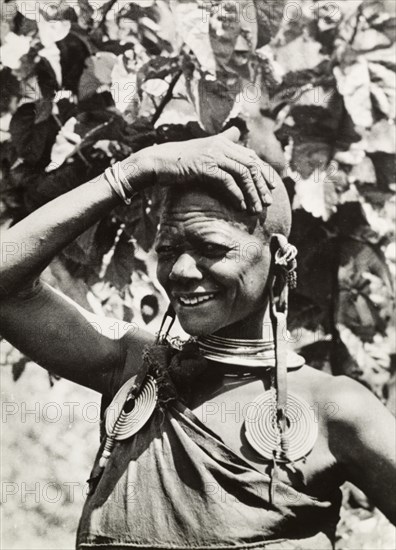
[157,190,257,242]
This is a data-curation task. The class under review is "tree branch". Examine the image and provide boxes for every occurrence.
[151,70,183,126]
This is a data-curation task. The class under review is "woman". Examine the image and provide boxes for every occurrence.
[1,129,395,549]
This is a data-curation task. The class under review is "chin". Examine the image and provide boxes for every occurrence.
[177,314,223,337]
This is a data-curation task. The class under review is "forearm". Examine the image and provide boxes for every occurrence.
[0,128,277,297]
[0,173,120,296]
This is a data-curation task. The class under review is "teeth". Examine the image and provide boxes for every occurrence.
[178,293,216,306]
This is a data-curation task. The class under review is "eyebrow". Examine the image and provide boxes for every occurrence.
[155,230,234,249]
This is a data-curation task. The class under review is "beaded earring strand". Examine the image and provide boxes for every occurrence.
[244,236,318,466]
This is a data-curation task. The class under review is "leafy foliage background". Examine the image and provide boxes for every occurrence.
[0,0,395,548]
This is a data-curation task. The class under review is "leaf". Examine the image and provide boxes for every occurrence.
[76,0,95,29]
[110,53,140,115]
[369,62,396,119]
[9,102,60,167]
[34,97,54,124]
[57,31,91,94]
[333,59,373,128]
[104,231,136,291]
[288,293,325,332]
[334,145,366,166]
[275,35,325,74]
[0,68,21,114]
[361,196,396,240]
[209,0,257,73]
[62,216,118,272]
[291,141,332,179]
[135,13,171,56]
[272,0,309,46]
[278,101,344,143]
[338,238,393,302]
[334,325,391,397]
[170,0,216,76]
[186,75,240,134]
[16,0,76,22]
[72,115,127,155]
[38,19,71,47]
[289,210,336,319]
[47,116,81,170]
[22,156,106,212]
[138,56,180,85]
[293,166,338,221]
[337,282,385,340]
[115,188,162,252]
[359,0,396,44]
[348,156,377,184]
[253,0,288,47]
[369,152,395,187]
[0,32,32,70]
[78,51,117,100]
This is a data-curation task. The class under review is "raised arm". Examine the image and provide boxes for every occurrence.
[0,172,154,392]
[0,128,277,392]
[328,375,396,524]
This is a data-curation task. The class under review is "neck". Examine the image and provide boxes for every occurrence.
[197,305,276,371]
[214,305,273,341]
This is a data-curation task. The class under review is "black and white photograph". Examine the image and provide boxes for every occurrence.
[0,1,395,549]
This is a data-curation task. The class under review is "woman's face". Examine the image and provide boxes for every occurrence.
[155,190,271,336]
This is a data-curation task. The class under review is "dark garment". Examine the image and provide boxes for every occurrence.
[77,389,341,549]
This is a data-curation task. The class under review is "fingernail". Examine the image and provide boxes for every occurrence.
[241,199,247,210]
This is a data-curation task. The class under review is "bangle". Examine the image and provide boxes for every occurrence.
[117,162,137,197]
[104,163,137,205]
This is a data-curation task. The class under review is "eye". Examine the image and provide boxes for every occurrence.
[200,243,231,258]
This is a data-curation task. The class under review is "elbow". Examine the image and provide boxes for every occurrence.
[0,276,43,302]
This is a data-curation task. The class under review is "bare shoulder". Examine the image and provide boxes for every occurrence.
[289,365,396,523]
[316,372,384,428]
[289,365,385,427]
[294,366,394,454]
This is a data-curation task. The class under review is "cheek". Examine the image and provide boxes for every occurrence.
[198,260,236,288]
[238,248,271,297]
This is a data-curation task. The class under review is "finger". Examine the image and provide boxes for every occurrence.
[227,142,279,190]
[220,126,241,143]
[220,158,265,213]
[223,146,273,207]
[257,160,281,191]
[204,167,247,211]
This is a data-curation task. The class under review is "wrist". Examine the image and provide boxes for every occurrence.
[120,151,156,193]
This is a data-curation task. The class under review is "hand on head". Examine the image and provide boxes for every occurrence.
[120,127,282,215]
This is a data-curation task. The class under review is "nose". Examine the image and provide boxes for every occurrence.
[169,252,203,282]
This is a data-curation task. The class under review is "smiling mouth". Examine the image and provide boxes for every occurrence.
[174,292,218,307]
